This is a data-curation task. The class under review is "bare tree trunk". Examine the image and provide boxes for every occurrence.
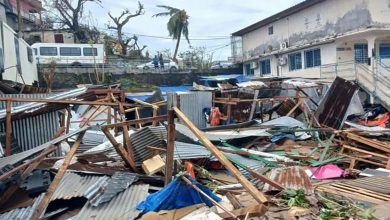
[173,28,182,63]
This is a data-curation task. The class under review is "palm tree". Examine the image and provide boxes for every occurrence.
[153,5,190,63]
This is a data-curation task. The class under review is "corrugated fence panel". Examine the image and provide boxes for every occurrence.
[167,91,212,129]
[0,111,60,152]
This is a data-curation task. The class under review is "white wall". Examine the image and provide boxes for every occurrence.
[242,0,382,60]
[2,22,37,85]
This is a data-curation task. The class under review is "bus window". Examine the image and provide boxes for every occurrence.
[40,47,57,56]
[83,48,98,56]
[60,47,81,56]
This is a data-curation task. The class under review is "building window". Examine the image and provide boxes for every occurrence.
[40,47,57,56]
[27,47,33,63]
[83,48,98,56]
[60,47,81,56]
[379,44,390,59]
[304,48,321,68]
[268,26,273,35]
[54,34,64,43]
[354,44,368,64]
[245,63,254,75]
[260,59,271,75]
[288,52,302,71]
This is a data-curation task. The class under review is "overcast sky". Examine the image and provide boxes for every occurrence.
[85,0,304,60]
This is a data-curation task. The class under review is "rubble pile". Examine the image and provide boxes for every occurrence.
[0,77,389,220]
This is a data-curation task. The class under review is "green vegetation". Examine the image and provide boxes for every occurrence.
[120,79,157,91]
[281,189,310,208]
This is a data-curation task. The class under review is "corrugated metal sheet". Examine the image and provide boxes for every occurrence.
[131,126,167,165]
[173,141,212,160]
[223,153,266,178]
[0,93,54,109]
[84,172,138,207]
[0,87,87,119]
[167,91,212,129]
[74,184,149,220]
[345,176,390,194]
[0,127,90,169]
[175,123,269,142]
[263,166,314,194]
[0,193,44,220]
[51,172,109,201]
[0,111,59,152]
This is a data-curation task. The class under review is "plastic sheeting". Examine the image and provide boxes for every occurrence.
[137,175,221,213]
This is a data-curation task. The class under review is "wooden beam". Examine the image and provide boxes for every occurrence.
[118,103,137,171]
[249,90,259,121]
[165,110,175,185]
[0,97,139,107]
[225,192,243,209]
[101,128,138,171]
[101,115,168,129]
[173,107,268,204]
[65,106,71,134]
[30,131,86,220]
[5,100,12,156]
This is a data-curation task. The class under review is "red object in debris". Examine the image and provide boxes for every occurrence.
[358,112,390,128]
[210,107,221,126]
[185,161,195,178]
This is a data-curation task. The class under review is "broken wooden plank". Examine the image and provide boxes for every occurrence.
[173,107,268,204]
[226,192,243,209]
[118,103,137,169]
[248,169,285,191]
[30,131,86,220]
[101,128,138,171]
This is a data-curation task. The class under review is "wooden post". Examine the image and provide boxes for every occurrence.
[152,108,158,126]
[173,107,268,204]
[30,131,86,220]
[249,90,259,121]
[65,106,71,134]
[114,108,119,136]
[165,110,175,185]
[5,100,12,156]
[226,95,232,124]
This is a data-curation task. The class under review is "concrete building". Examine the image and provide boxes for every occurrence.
[24,29,76,44]
[231,0,390,79]
[0,0,42,85]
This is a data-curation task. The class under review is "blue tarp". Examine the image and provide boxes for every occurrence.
[137,175,221,213]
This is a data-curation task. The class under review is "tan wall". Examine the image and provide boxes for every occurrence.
[24,30,75,44]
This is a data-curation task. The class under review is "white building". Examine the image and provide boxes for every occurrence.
[232,0,390,78]
[0,22,38,85]
[231,0,390,79]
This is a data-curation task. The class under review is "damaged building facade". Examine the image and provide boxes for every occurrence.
[232,0,390,80]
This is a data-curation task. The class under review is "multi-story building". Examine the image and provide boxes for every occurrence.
[231,0,390,79]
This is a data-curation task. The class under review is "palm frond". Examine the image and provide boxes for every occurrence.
[152,12,171,18]
[182,23,190,45]
[156,5,181,13]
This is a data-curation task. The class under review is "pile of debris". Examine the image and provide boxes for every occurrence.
[0,77,389,220]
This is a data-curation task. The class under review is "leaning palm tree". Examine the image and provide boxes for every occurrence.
[153,5,190,63]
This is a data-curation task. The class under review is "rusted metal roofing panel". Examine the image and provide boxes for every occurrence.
[75,184,149,220]
[263,166,314,194]
[51,172,109,201]
[0,193,44,220]
[315,77,359,129]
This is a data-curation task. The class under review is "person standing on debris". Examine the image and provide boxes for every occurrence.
[159,53,164,69]
[153,55,159,69]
